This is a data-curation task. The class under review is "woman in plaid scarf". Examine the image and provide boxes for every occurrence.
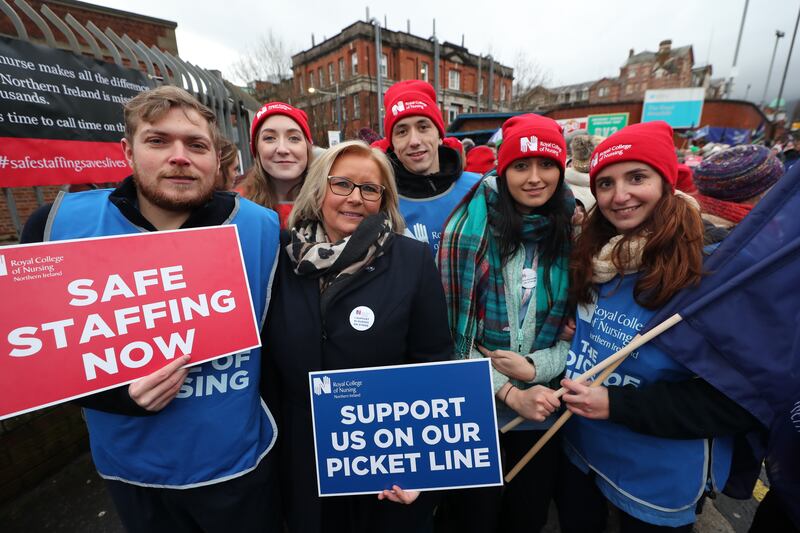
[436,114,574,533]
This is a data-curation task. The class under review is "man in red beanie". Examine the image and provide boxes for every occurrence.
[382,80,481,253]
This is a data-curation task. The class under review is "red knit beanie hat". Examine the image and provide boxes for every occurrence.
[496,114,566,177]
[675,163,698,194]
[383,80,445,146]
[250,102,312,156]
[589,121,677,194]
[465,145,496,174]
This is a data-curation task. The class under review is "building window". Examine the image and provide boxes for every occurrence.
[381,53,388,77]
[581,89,589,100]
[351,53,358,75]
[318,68,324,87]
[342,99,347,122]
[500,83,507,102]
[353,95,360,119]
[626,84,633,95]
[448,106,459,123]
[328,63,335,85]
[598,86,609,97]
[331,102,336,124]
[449,69,460,90]
[298,76,304,94]
[339,58,345,80]
[308,72,314,88]
[420,62,429,82]
[479,77,484,96]
[627,68,636,78]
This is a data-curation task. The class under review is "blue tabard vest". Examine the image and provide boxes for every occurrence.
[46,189,280,488]
[563,275,733,526]
[399,171,480,254]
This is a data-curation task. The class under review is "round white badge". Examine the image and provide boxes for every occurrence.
[521,268,537,290]
[349,306,375,331]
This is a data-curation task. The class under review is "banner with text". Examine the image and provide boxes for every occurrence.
[309,359,502,496]
[0,36,151,186]
[642,88,705,129]
[0,226,260,420]
[587,113,629,137]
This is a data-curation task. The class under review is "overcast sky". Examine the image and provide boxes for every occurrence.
[92,0,799,105]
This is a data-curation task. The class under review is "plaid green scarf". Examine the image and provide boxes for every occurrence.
[439,176,572,357]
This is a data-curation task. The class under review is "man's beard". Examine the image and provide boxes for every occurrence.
[133,168,214,213]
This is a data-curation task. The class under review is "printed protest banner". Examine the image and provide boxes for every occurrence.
[0,226,260,420]
[0,36,151,186]
[309,359,503,496]
[641,88,705,129]
[587,113,629,137]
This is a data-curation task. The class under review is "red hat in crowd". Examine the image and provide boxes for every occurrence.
[496,114,566,177]
[589,121,677,195]
[465,146,496,174]
[382,80,445,146]
[249,102,312,156]
[675,163,698,194]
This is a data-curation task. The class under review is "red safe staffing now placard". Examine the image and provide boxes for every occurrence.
[0,226,260,420]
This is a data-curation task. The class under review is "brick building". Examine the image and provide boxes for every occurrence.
[289,20,513,144]
[522,39,725,112]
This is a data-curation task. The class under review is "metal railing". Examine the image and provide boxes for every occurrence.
[1,0,255,237]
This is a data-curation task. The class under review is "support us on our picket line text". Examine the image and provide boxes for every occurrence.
[5,265,236,380]
[325,397,492,477]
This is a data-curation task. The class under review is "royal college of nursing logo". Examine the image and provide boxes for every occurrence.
[313,375,332,395]
[391,101,406,116]
[519,135,539,153]
[0,255,7,276]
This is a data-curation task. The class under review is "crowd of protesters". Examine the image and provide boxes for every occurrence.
[22,81,798,533]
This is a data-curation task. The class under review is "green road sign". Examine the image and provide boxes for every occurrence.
[587,113,629,137]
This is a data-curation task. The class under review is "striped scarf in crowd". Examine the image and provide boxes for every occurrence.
[438,177,572,358]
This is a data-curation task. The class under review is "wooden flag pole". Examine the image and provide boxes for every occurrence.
[500,313,683,434]
[502,313,683,482]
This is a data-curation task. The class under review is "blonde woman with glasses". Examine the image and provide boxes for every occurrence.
[262,140,452,533]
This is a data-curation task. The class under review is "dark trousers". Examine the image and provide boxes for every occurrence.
[749,490,800,533]
[556,457,693,533]
[435,429,560,533]
[105,453,281,533]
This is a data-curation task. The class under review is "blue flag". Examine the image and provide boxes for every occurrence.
[647,161,800,526]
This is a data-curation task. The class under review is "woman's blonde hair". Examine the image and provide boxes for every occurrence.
[289,140,406,233]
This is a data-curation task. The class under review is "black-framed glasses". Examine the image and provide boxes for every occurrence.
[327,176,385,202]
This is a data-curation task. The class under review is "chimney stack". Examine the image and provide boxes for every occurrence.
[659,39,672,54]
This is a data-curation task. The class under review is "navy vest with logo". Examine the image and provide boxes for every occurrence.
[563,274,733,526]
[399,171,480,255]
[46,189,280,488]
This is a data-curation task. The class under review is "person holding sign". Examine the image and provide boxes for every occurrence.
[556,121,760,532]
[242,101,314,228]
[261,140,452,532]
[437,114,574,532]
[20,86,282,533]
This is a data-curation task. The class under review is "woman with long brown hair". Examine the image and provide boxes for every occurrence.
[243,102,314,227]
[553,122,759,532]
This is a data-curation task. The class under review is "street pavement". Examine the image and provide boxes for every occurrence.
[0,451,762,533]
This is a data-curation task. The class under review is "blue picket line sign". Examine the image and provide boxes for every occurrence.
[309,359,503,496]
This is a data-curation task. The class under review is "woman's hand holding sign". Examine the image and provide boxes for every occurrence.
[128,355,191,411]
[502,384,560,422]
[377,485,420,504]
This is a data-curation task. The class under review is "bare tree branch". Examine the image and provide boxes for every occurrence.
[511,50,552,111]
[228,29,293,84]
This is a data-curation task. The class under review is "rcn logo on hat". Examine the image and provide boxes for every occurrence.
[520,136,539,153]
[0,255,7,276]
[591,154,599,169]
[391,101,406,116]
[313,375,331,395]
